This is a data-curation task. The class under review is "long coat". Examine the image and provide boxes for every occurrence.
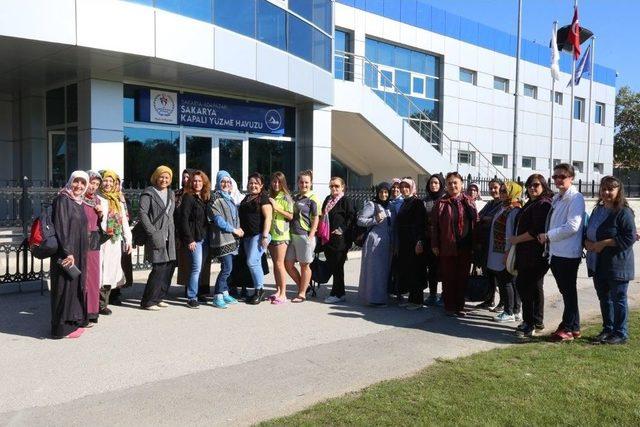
[395,196,427,293]
[138,186,176,264]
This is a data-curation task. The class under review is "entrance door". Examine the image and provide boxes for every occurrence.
[48,131,67,186]
[217,137,246,187]
[183,133,213,180]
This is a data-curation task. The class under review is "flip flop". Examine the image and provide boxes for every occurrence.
[267,294,278,301]
[291,296,306,303]
[271,297,288,305]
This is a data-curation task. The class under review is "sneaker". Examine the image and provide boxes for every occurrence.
[490,304,504,313]
[406,303,423,310]
[99,307,112,316]
[516,326,536,338]
[516,322,528,332]
[143,305,160,311]
[514,312,523,322]
[223,295,238,305]
[534,323,545,331]
[551,330,574,342]
[494,312,515,323]
[604,335,628,345]
[593,330,611,344]
[187,299,199,309]
[213,298,228,309]
[197,296,208,303]
[425,295,438,306]
[157,301,169,308]
[324,295,346,304]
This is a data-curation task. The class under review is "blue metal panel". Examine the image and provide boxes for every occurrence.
[522,40,537,63]
[477,24,494,51]
[459,17,478,45]
[509,35,518,57]
[494,30,510,55]
[416,0,431,30]
[365,0,383,15]
[365,37,378,62]
[431,6,445,33]
[383,0,401,20]
[355,0,366,8]
[336,0,354,6]
[400,0,417,26]
[444,12,460,39]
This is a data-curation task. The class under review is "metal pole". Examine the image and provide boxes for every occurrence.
[511,0,523,181]
[586,37,595,183]
[549,21,558,177]
[569,0,578,164]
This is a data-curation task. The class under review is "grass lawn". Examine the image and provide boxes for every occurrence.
[262,311,640,426]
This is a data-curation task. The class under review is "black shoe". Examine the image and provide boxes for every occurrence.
[197,296,208,304]
[248,289,266,305]
[593,330,611,344]
[516,322,528,332]
[99,307,112,316]
[187,299,199,309]
[109,297,123,306]
[534,323,545,331]
[89,317,98,324]
[604,335,627,345]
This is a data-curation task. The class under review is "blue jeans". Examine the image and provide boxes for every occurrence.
[214,254,233,295]
[187,240,207,300]
[593,277,629,339]
[243,234,269,289]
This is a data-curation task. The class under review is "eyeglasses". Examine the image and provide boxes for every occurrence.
[552,174,569,180]
[220,180,232,184]
[528,183,541,188]
[329,184,341,188]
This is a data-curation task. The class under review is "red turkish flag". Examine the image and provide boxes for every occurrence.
[568,6,580,59]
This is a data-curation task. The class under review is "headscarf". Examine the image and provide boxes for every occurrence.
[493,182,523,253]
[99,169,123,215]
[59,170,89,205]
[373,182,391,208]
[229,177,243,205]
[83,170,102,207]
[401,177,417,197]
[467,182,482,201]
[181,168,196,188]
[390,178,403,202]
[150,165,173,186]
[426,173,446,201]
[216,170,233,202]
[502,181,523,206]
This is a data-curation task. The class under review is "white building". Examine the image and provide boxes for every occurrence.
[0,0,615,196]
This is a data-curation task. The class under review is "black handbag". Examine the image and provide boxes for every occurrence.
[465,265,492,302]
[310,253,332,284]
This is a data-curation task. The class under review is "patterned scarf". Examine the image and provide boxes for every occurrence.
[323,193,344,215]
[99,170,124,240]
[492,182,522,253]
[82,170,101,207]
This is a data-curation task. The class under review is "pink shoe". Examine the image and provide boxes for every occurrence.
[267,294,278,301]
[66,328,85,339]
[271,296,288,305]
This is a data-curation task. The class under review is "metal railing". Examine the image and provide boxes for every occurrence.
[334,50,506,181]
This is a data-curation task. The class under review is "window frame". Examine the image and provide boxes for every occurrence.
[521,156,536,169]
[553,91,563,105]
[491,154,507,168]
[412,76,425,96]
[572,160,584,173]
[493,76,509,93]
[523,84,537,99]
[593,162,604,174]
[595,102,605,125]
[459,67,477,85]
[573,97,585,121]
[458,150,476,166]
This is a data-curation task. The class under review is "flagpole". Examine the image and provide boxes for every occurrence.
[511,0,523,181]
[569,0,577,165]
[549,20,558,176]
[586,36,595,184]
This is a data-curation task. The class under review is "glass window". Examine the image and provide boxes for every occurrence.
[593,163,604,174]
[365,63,378,88]
[459,68,476,85]
[219,138,243,183]
[46,87,65,127]
[257,0,286,50]
[595,102,605,125]
[124,127,180,189]
[492,154,506,167]
[395,70,411,94]
[574,97,584,121]
[334,29,353,80]
[425,55,438,76]
[365,37,378,63]
[523,84,537,99]
[66,84,78,123]
[249,138,294,184]
[553,158,562,167]
[214,0,256,37]
[554,91,563,105]
[288,0,332,34]
[394,46,411,70]
[522,156,535,169]
[287,14,312,63]
[186,135,212,179]
[377,40,394,67]
[572,161,583,173]
[458,150,475,166]
[412,77,424,95]
[412,97,438,121]
[66,127,78,174]
[425,77,438,99]
[410,51,426,74]
[380,70,393,87]
[50,132,66,186]
[493,77,508,93]
[312,27,331,71]
[155,0,212,22]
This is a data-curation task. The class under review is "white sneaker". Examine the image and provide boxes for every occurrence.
[494,312,515,322]
[324,295,346,304]
[514,312,523,322]
[144,305,161,311]
[157,301,169,308]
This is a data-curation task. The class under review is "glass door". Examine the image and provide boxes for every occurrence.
[182,132,213,180]
[217,137,246,187]
[48,130,67,186]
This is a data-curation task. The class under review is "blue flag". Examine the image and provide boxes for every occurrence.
[568,43,592,87]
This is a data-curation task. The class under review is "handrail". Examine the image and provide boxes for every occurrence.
[334,50,507,180]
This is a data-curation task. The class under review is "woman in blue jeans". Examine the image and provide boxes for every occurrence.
[177,170,211,309]
[238,173,273,305]
[585,176,636,345]
[208,171,244,309]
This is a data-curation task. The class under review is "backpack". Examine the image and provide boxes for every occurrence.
[28,204,58,259]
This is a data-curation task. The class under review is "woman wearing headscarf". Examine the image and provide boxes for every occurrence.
[422,173,446,306]
[51,171,90,338]
[387,178,404,299]
[431,172,478,317]
[487,181,522,323]
[175,169,195,296]
[395,177,427,309]
[466,182,484,210]
[82,170,104,324]
[357,182,394,305]
[208,170,243,309]
[96,170,132,315]
[139,166,176,310]
[322,177,356,304]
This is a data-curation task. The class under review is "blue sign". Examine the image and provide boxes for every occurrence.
[178,93,286,135]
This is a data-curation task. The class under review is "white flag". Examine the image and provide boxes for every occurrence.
[550,24,560,81]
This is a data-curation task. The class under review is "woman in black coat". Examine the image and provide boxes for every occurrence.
[422,173,446,305]
[396,177,427,309]
[321,177,356,304]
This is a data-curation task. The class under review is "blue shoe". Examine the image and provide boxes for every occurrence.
[213,298,228,309]
[223,295,238,305]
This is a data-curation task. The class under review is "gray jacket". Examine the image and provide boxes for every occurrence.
[207,191,239,257]
[138,186,176,263]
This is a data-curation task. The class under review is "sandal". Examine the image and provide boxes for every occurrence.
[271,297,288,305]
[291,296,306,303]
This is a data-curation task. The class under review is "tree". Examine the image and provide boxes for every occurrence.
[614,86,640,169]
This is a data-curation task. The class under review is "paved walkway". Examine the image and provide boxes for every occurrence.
[0,251,638,426]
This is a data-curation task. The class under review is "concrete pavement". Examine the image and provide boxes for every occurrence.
[0,251,638,426]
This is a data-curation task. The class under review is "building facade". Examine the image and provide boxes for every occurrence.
[0,0,616,197]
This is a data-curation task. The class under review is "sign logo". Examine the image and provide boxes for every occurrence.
[150,90,177,124]
[265,109,282,131]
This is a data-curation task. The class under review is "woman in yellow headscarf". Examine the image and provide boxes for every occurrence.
[97,169,132,315]
[486,181,523,325]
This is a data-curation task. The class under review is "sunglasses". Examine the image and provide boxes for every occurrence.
[552,174,569,180]
[528,182,541,188]
[329,184,341,188]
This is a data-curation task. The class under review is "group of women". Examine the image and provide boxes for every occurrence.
[49,163,636,345]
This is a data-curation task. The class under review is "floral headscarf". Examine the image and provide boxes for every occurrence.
[83,170,102,207]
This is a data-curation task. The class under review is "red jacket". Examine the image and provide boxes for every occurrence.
[431,193,478,256]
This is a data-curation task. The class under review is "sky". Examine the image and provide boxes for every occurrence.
[424,0,638,92]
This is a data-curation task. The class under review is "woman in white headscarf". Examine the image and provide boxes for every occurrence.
[50,170,90,338]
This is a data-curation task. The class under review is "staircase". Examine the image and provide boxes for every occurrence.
[333,51,506,180]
